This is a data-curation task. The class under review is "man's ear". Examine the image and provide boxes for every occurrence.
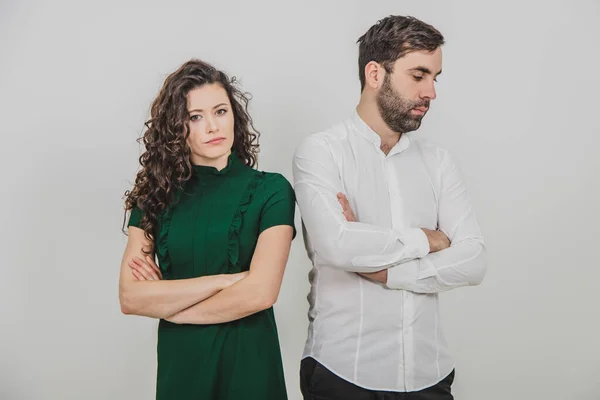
[364,61,386,90]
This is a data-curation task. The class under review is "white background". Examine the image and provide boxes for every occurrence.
[1,1,599,399]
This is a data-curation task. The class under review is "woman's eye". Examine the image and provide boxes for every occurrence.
[216,109,227,116]
[190,115,202,121]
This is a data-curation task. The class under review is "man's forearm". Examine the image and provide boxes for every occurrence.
[386,237,486,293]
[296,184,430,270]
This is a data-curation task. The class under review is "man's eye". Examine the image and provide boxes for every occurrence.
[413,76,423,81]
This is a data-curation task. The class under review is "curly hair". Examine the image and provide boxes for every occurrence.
[123,59,260,246]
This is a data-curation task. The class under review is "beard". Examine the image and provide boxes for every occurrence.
[376,74,430,134]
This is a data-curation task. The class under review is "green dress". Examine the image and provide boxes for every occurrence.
[128,151,295,400]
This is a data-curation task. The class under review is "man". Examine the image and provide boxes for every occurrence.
[293,15,487,400]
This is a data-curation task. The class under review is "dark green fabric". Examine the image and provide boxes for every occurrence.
[128,151,295,399]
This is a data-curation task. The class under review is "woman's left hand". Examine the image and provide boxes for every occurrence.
[128,255,163,280]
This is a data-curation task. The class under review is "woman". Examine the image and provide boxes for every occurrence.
[119,59,295,399]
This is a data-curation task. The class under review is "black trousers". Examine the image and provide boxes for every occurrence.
[300,357,454,400]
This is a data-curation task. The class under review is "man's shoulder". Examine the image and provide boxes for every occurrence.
[305,120,352,144]
[295,119,354,158]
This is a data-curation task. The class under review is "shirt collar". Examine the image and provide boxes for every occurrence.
[351,110,411,156]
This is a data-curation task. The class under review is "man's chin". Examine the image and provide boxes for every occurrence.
[400,119,422,133]
[384,115,423,134]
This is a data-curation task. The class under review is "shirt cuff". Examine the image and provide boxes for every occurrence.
[399,228,430,259]
[386,257,437,289]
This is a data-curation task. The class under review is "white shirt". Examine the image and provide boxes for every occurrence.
[292,111,486,392]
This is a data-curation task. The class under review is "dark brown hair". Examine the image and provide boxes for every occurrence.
[123,59,260,245]
[357,15,445,90]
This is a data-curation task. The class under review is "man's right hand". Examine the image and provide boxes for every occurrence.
[337,192,450,253]
[421,228,450,253]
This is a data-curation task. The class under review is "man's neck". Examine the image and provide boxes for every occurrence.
[356,99,401,154]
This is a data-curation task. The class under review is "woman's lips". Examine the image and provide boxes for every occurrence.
[206,137,225,144]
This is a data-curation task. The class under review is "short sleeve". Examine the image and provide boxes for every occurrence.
[258,174,297,239]
[127,206,143,228]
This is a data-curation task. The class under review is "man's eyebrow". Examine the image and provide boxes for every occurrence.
[410,66,442,76]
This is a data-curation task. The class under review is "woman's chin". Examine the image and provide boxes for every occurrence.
[193,146,232,163]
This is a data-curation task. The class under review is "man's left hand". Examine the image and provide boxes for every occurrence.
[337,193,357,222]
[337,193,389,284]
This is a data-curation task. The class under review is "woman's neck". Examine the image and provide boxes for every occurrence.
[190,149,232,171]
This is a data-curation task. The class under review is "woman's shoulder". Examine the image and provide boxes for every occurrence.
[260,170,293,188]
[248,169,294,200]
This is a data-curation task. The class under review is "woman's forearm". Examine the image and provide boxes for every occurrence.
[166,226,293,325]
[119,274,231,319]
[166,275,273,325]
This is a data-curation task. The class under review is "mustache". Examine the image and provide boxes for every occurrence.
[410,100,430,109]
